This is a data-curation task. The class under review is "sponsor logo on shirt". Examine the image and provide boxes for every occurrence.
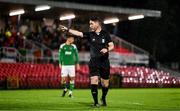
[65,51,72,55]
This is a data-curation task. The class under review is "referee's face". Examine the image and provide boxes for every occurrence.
[89,20,100,32]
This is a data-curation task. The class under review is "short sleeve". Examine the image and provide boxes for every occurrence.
[83,32,90,38]
[106,32,112,43]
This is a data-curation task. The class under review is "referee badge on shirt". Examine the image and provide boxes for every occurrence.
[102,39,105,43]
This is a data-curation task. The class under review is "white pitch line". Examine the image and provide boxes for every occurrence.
[131,102,143,105]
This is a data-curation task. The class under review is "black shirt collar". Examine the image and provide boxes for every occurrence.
[94,30,104,35]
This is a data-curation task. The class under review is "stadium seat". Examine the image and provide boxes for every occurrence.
[0,63,180,88]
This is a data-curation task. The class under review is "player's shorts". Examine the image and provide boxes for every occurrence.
[88,57,110,79]
[61,65,75,77]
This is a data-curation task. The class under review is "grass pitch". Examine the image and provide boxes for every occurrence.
[0,88,180,111]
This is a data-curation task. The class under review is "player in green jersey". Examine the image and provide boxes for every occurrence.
[59,35,79,98]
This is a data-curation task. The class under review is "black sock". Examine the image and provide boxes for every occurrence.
[102,86,108,100]
[91,84,98,104]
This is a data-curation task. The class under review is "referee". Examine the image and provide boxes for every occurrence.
[60,16,114,107]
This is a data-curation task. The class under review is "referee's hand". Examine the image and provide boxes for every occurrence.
[100,48,108,54]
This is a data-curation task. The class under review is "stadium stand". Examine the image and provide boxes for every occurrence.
[0,8,179,89]
[0,63,179,89]
[114,46,132,54]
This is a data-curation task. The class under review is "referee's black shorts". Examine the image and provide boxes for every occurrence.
[88,57,110,79]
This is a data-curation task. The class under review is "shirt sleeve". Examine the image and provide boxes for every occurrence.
[83,32,90,38]
[58,46,63,64]
[74,47,79,64]
[106,32,112,43]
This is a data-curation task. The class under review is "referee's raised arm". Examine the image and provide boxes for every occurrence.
[59,25,83,38]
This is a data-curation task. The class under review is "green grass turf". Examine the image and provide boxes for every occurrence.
[0,88,180,111]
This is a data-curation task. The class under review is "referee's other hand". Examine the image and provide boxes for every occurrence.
[100,48,108,54]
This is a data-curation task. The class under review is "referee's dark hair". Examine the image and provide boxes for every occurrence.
[90,16,102,25]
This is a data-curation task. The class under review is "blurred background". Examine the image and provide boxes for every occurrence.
[0,0,180,89]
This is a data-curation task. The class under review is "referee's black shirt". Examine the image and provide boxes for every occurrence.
[83,30,112,58]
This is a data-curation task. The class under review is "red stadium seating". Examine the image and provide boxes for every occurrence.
[114,46,133,54]
[0,63,179,89]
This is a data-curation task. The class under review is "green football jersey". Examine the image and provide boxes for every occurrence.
[59,43,79,65]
